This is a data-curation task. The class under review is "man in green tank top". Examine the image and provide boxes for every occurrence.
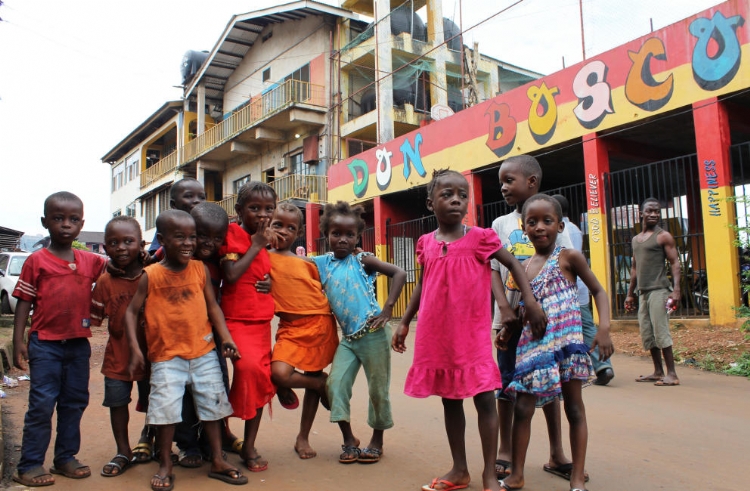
[624,198,681,386]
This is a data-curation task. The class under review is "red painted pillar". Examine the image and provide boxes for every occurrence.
[305,202,323,255]
[582,133,611,319]
[462,170,483,227]
[692,98,739,325]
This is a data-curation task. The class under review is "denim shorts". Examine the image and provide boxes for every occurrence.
[102,377,133,408]
[147,351,233,425]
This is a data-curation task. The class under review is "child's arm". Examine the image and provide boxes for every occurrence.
[222,221,270,284]
[491,248,547,339]
[360,255,407,330]
[564,250,614,361]
[391,275,421,353]
[255,273,271,294]
[124,274,149,377]
[202,264,240,360]
[12,299,32,370]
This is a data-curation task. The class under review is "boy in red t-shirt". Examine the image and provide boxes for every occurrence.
[125,209,247,489]
[12,191,107,487]
[90,216,148,477]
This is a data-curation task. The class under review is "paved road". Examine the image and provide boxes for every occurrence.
[5,327,749,491]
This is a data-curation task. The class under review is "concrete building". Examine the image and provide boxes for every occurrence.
[323,0,750,327]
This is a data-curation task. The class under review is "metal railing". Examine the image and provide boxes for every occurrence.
[183,80,325,164]
[140,150,178,188]
[271,174,328,203]
[215,195,238,218]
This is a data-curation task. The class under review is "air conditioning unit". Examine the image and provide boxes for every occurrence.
[277,157,287,171]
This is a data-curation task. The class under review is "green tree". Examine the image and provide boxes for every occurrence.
[71,240,88,251]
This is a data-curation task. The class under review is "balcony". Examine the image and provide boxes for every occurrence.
[213,174,328,218]
[140,150,178,188]
[215,195,238,218]
[183,80,326,164]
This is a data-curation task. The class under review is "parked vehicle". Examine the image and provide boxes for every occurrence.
[0,251,30,314]
[691,247,750,315]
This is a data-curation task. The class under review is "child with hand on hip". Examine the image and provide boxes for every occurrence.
[392,170,545,491]
[311,201,407,465]
[499,194,613,491]
[267,203,339,459]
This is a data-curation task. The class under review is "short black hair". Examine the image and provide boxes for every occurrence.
[276,202,304,229]
[170,178,203,201]
[319,201,365,236]
[43,191,83,216]
[641,197,660,210]
[521,193,562,222]
[236,181,277,208]
[426,168,466,199]
[551,194,569,217]
[156,209,194,235]
[191,202,228,231]
[105,216,142,240]
[501,155,543,186]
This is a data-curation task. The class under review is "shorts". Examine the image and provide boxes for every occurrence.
[103,377,133,408]
[147,351,233,425]
[638,288,673,350]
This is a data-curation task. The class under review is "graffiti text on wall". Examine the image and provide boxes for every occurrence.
[704,159,722,217]
[348,134,427,199]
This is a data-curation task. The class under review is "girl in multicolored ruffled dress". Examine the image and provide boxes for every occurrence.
[499,194,614,491]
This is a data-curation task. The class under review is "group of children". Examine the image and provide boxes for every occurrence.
[12,153,615,491]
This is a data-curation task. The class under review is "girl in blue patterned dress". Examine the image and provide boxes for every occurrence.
[498,194,614,491]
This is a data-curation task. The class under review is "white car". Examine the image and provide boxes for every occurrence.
[0,251,30,314]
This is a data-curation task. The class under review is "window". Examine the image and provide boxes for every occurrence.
[289,152,305,175]
[144,196,156,230]
[283,64,311,100]
[158,188,170,214]
[125,152,139,182]
[112,209,122,218]
[263,68,271,82]
[112,163,125,192]
[233,175,251,194]
[126,203,136,217]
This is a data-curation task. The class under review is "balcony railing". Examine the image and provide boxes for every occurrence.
[271,174,328,203]
[183,80,326,164]
[140,150,178,188]
[215,195,238,218]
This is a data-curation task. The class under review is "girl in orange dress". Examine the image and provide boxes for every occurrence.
[268,203,339,459]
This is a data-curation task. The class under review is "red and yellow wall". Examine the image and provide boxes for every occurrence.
[324,0,750,326]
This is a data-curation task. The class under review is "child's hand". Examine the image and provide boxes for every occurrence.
[255,274,271,294]
[624,296,637,312]
[368,306,392,331]
[251,218,271,249]
[222,341,241,360]
[591,329,615,362]
[499,305,518,328]
[128,350,145,378]
[391,322,409,353]
[494,326,512,351]
[264,227,282,250]
[106,259,126,277]
[13,343,28,370]
[523,300,547,340]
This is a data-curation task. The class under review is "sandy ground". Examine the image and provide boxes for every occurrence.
[2,323,749,491]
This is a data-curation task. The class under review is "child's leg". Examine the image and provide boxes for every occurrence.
[174,388,203,467]
[503,393,536,489]
[473,391,501,491]
[542,398,572,467]
[561,380,588,490]
[328,340,362,455]
[271,361,328,393]
[133,379,155,462]
[433,398,470,488]
[203,420,246,483]
[295,372,324,459]
[52,338,91,476]
[101,377,135,476]
[152,424,176,489]
[17,335,63,483]
[241,411,267,470]
[357,328,393,456]
[496,329,520,476]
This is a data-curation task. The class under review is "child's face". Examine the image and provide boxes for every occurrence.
[327,215,359,259]
[499,161,536,207]
[270,209,302,252]
[105,221,142,270]
[170,181,206,213]
[236,192,276,234]
[194,219,227,261]
[41,199,85,247]
[427,173,469,225]
[158,216,197,267]
[523,200,563,251]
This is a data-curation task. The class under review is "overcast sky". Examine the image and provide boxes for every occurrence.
[0,0,720,237]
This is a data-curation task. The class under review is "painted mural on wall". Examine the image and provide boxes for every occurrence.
[328,0,749,204]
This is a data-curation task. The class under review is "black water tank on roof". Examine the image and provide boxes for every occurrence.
[391,8,427,41]
[443,18,461,51]
[181,50,209,85]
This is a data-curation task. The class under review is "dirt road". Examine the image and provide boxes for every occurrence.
[2,324,748,491]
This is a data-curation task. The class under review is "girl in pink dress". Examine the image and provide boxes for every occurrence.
[393,170,545,491]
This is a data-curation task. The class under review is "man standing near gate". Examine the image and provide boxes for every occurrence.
[552,195,615,385]
[625,198,681,386]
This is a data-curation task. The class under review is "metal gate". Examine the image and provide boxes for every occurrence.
[386,216,437,317]
[603,154,706,318]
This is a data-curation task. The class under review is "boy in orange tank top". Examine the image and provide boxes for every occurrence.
[124,210,247,490]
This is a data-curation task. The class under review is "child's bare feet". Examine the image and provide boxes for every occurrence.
[294,436,317,459]
[635,373,663,382]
